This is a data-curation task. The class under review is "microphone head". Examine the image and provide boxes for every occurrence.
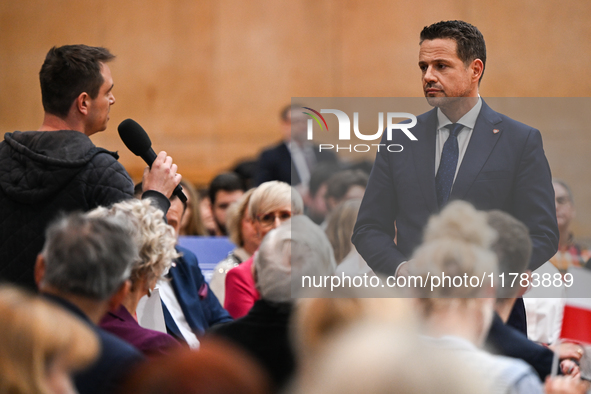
[118,118,152,156]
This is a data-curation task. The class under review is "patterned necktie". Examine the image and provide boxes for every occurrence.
[435,123,465,208]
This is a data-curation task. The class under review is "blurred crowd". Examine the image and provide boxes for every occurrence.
[1,29,591,394]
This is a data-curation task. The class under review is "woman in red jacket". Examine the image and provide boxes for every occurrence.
[224,181,303,318]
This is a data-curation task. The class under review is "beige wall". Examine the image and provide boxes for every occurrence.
[1,0,591,238]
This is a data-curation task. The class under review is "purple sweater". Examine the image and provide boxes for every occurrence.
[100,305,181,357]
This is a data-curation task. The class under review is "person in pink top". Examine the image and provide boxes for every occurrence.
[224,181,303,318]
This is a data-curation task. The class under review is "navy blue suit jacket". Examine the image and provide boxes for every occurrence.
[162,245,232,340]
[255,141,338,186]
[486,312,554,380]
[352,100,558,275]
[43,294,144,394]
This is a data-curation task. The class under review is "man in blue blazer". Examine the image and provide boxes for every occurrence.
[159,195,232,347]
[353,21,558,278]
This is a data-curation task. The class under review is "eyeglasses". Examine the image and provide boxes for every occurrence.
[257,210,292,227]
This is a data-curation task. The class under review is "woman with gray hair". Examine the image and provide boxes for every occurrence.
[224,181,303,318]
[90,198,182,356]
[212,215,336,390]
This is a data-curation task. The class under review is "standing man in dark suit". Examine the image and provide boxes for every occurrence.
[352,20,558,329]
[255,104,338,191]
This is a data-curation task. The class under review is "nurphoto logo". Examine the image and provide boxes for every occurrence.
[302,107,418,153]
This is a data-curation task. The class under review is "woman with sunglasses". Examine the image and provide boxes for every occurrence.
[224,181,303,319]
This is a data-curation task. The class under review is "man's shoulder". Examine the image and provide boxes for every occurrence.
[175,245,198,264]
[260,141,288,157]
[74,324,143,394]
[173,245,205,280]
[480,100,537,134]
[86,145,123,168]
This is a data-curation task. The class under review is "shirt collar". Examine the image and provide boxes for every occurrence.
[436,96,482,130]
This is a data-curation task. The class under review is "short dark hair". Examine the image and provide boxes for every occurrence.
[39,45,115,117]
[309,162,341,198]
[420,20,486,83]
[487,210,531,299]
[209,172,244,205]
[280,103,304,122]
[325,170,369,202]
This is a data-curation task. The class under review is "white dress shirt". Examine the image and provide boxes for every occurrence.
[396,98,483,277]
[434,97,482,181]
[158,279,200,349]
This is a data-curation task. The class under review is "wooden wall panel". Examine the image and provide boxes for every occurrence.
[1,0,591,238]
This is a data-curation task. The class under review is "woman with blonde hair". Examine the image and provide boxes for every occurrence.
[410,201,543,394]
[224,181,303,318]
[90,198,181,356]
[0,285,98,394]
[178,180,208,236]
[324,199,374,276]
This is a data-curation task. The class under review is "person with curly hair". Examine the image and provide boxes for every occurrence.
[90,199,182,356]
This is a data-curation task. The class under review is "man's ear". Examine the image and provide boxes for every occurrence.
[107,279,131,312]
[34,254,46,290]
[75,92,90,115]
[470,59,484,84]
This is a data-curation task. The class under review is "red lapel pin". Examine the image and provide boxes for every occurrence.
[493,129,500,134]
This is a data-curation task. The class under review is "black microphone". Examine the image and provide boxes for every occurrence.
[118,118,187,203]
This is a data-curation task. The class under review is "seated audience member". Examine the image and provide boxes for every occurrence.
[325,199,374,276]
[210,189,261,305]
[293,288,414,364]
[198,188,220,236]
[303,162,340,225]
[255,104,338,190]
[179,180,208,236]
[34,213,144,394]
[0,286,99,394]
[484,210,583,380]
[135,180,207,236]
[524,179,588,345]
[119,340,271,394]
[209,172,246,236]
[212,216,336,391]
[410,201,544,394]
[523,261,565,345]
[158,195,232,349]
[549,179,590,271]
[88,199,181,356]
[292,323,482,394]
[224,181,303,319]
[321,169,368,228]
[232,158,258,190]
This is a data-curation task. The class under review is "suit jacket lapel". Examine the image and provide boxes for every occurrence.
[451,100,503,200]
[411,109,438,213]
